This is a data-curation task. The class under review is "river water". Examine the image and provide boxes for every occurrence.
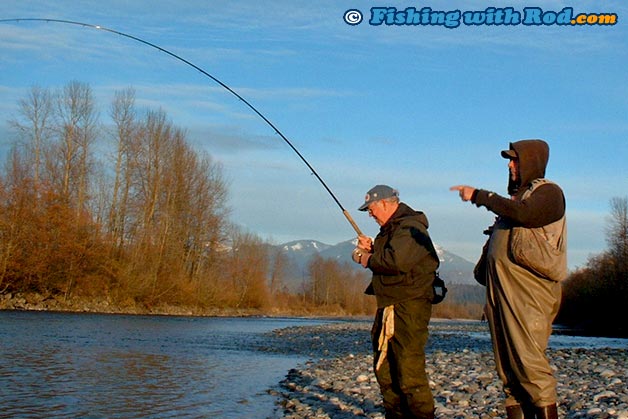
[3,312,626,419]
[0,311,329,419]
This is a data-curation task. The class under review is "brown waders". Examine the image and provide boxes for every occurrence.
[371,297,434,419]
[507,403,558,419]
[486,221,562,418]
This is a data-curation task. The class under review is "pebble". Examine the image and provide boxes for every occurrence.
[262,319,628,419]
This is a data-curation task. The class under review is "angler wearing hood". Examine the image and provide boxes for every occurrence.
[352,184,439,419]
[451,139,566,419]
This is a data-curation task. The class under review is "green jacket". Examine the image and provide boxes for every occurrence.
[365,203,440,308]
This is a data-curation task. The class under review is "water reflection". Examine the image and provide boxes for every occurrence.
[0,312,317,419]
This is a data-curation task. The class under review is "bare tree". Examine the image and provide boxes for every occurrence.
[49,81,99,211]
[221,227,270,308]
[108,88,138,252]
[0,149,33,292]
[114,107,230,304]
[8,85,53,189]
[606,196,628,276]
[307,255,345,307]
[268,246,289,296]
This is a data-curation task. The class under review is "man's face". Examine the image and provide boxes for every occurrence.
[508,158,520,182]
[367,200,392,226]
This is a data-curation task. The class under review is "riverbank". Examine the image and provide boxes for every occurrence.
[0,291,339,318]
[264,320,628,419]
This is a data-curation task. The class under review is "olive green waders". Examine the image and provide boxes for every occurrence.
[371,297,434,419]
[485,221,562,410]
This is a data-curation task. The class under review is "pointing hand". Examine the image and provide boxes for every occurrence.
[450,185,476,202]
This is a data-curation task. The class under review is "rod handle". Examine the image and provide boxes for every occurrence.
[343,210,363,236]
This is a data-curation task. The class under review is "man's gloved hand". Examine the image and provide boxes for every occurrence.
[352,247,371,268]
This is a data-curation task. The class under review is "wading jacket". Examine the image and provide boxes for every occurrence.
[365,203,440,308]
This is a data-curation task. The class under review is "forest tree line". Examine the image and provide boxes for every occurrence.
[0,82,378,315]
[556,196,628,337]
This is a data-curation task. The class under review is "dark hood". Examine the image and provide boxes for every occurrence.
[386,202,429,229]
[506,139,549,195]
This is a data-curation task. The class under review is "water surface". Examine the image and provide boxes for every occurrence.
[0,311,327,418]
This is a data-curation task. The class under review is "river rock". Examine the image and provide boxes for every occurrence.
[265,320,628,419]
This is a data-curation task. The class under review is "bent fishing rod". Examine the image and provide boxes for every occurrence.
[1,17,364,236]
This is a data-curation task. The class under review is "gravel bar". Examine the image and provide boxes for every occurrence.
[262,319,628,419]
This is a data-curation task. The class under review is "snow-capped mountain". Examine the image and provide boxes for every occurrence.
[433,244,477,285]
[276,239,476,286]
[280,240,332,259]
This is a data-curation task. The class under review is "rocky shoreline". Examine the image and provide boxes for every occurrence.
[0,291,290,317]
[264,320,628,419]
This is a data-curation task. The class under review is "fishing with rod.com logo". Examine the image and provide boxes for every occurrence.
[343,6,618,28]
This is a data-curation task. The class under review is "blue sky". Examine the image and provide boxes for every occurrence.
[0,0,626,269]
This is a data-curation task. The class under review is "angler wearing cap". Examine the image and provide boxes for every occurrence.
[352,185,439,419]
[450,139,567,419]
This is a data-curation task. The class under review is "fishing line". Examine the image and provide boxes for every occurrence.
[0,17,363,235]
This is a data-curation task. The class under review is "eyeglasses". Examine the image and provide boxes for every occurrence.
[367,201,380,215]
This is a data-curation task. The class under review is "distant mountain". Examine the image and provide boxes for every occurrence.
[433,244,476,285]
[275,239,477,289]
[280,240,332,259]
[275,240,334,290]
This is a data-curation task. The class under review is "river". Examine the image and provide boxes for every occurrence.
[0,311,330,419]
[2,312,626,419]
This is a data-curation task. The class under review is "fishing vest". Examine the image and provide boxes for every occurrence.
[510,178,568,282]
